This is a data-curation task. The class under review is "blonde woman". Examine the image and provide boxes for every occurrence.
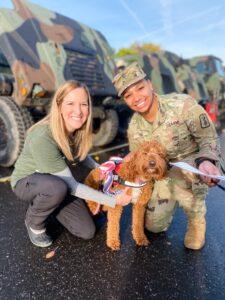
[11,80,131,248]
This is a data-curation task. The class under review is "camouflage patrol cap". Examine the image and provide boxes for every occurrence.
[113,62,146,96]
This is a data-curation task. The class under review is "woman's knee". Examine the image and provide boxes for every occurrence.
[67,222,96,240]
[79,223,96,240]
[41,176,68,200]
[56,202,96,240]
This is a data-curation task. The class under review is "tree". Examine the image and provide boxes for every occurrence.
[115,42,161,57]
[114,47,137,58]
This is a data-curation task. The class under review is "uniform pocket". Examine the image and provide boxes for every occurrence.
[153,124,180,158]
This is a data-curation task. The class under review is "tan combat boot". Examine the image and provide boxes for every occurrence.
[184,216,206,250]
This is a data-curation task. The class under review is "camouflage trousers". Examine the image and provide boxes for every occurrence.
[145,167,208,233]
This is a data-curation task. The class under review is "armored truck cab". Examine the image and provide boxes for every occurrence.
[0,0,119,167]
[189,56,225,101]
[189,55,225,125]
[164,51,209,105]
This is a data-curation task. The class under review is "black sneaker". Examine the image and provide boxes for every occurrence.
[25,221,53,248]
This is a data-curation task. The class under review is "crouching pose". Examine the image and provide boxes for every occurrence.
[112,62,223,250]
[11,80,131,248]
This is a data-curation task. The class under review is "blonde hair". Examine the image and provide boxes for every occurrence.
[29,80,92,161]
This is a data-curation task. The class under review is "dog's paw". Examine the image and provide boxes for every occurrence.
[134,235,150,247]
[87,202,100,215]
[107,239,121,251]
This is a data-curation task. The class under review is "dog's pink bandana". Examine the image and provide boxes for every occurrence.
[92,157,123,215]
[99,156,123,196]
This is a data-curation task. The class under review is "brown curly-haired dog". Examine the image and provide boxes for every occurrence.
[85,140,167,250]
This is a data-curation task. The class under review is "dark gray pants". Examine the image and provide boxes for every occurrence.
[13,173,95,240]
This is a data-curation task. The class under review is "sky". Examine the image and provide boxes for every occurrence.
[1,0,225,63]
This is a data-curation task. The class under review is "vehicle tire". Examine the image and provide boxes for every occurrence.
[20,106,34,130]
[93,109,119,147]
[0,97,33,167]
[114,104,133,136]
[102,97,133,136]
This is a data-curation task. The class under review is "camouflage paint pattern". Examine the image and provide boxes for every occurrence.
[115,50,181,95]
[0,0,117,105]
[127,93,222,228]
[164,51,209,103]
[116,50,210,103]
[189,55,225,101]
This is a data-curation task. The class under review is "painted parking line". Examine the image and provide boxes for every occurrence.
[90,143,129,156]
[0,176,11,183]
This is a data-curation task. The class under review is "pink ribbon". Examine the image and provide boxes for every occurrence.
[93,157,123,215]
[99,157,123,196]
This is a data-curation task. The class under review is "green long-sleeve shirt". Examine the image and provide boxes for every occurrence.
[11,124,116,207]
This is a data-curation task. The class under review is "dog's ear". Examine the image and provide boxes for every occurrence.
[119,151,138,182]
[123,152,133,162]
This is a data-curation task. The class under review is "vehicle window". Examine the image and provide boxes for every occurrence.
[0,52,12,74]
[213,58,225,77]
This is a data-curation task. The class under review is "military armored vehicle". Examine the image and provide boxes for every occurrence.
[0,0,120,167]
[189,55,225,124]
[116,51,181,95]
[164,51,209,105]
[116,50,225,129]
[116,50,210,105]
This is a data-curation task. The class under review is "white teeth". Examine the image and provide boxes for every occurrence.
[137,101,145,107]
[71,116,81,120]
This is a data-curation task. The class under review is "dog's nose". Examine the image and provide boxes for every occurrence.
[149,160,156,168]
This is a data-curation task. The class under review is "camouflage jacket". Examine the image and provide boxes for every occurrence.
[128,93,222,167]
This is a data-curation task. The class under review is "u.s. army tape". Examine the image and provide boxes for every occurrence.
[170,162,225,181]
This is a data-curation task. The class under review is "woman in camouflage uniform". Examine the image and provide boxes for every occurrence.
[113,62,222,250]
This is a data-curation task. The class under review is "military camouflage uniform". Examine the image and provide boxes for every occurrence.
[113,62,222,233]
[128,93,221,232]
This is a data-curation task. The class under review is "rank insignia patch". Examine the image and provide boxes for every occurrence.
[199,113,210,128]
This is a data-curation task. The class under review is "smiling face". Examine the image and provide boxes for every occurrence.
[60,87,89,133]
[118,140,167,183]
[136,141,167,181]
[123,79,154,115]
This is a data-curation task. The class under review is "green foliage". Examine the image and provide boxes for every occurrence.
[114,47,137,58]
[115,42,161,57]
[132,42,161,53]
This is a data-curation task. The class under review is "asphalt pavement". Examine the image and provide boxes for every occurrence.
[1,135,225,300]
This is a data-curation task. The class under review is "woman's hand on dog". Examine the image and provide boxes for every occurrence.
[115,187,132,206]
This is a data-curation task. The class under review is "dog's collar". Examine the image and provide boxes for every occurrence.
[99,158,148,195]
[115,175,147,188]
